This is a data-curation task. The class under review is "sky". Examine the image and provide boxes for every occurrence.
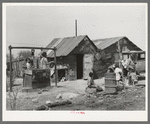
[5,3,147,58]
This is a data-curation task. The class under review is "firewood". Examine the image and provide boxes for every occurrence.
[34,100,72,110]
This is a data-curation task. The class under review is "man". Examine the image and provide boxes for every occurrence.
[122,54,136,86]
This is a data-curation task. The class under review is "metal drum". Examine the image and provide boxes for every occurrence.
[105,73,117,93]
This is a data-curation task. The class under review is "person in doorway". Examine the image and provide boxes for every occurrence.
[40,52,49,69]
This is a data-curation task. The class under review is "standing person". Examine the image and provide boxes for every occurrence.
[40,52,49,69]
[26,58,31,69]
[125,54,135,72]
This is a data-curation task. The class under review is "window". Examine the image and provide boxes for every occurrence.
[140,54,145,59]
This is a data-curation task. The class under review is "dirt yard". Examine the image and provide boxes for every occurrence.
[6,76,145,111]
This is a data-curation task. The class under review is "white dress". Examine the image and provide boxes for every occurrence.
[26,62,30,69]
[40,57,49,69]
[114,68,122,81]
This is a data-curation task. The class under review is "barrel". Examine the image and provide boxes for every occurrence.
[105,73,117,93]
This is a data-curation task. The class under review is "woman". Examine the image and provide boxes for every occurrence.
[40,52,49,69]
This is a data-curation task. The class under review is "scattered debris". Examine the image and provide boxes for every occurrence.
[56,94,62,99]
[32,98,38,103]
[98,99,104,103]
[46,101,52,104]
[34,100,72,110]
[62,92,79,100]
[25,96,35,99]
[38,91,42,94]
[42,89,49,92]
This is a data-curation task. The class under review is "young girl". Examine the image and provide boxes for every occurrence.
[26,58,31,69]
[87,72,103,92]
[114,64,122,85]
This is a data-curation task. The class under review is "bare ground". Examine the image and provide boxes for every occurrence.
[6,77,145,111]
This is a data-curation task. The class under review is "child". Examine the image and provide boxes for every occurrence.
[87,72,103,92]
[87,72,96,88]
[114,64,122,85]
[26,58,31,69]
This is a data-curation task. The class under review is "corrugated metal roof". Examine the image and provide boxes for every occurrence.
[40,35,87,57]
[92,36,125,50]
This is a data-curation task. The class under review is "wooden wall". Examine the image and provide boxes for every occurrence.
[48,36,98,81]
[47,37,142,80]
[92,38,142,79]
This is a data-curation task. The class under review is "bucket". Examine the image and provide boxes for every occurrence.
[105,73,117,93]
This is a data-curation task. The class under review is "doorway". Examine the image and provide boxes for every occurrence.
[76,54,83,79]
[58,69,66,82]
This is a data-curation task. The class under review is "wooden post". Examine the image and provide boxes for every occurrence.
[49,69,51,87]
[9,45,12,92]
[118,41,121,68]
[54,47,58,87]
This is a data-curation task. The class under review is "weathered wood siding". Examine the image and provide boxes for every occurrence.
[70,36,97,55]
[83,54,94,79]
[48,36,98,81]
[93,38,142,79]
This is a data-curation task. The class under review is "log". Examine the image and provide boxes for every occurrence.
[34,100,72,110]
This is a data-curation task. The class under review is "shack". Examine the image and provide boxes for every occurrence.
[92,36,143,77]
[39,35,99,81]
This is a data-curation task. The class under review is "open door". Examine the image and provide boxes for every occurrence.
[83,54,94,79]
[76,54,83,79]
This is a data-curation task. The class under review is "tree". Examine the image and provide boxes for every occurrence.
[17,50,32,59]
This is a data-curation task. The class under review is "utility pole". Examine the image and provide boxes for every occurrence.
[75,20,77,36]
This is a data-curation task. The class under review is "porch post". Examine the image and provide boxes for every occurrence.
[54,47,58,86]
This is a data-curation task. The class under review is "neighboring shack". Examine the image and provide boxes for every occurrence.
[39,35,100,81]
[7,36,145,81]
[92,36,143,78]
